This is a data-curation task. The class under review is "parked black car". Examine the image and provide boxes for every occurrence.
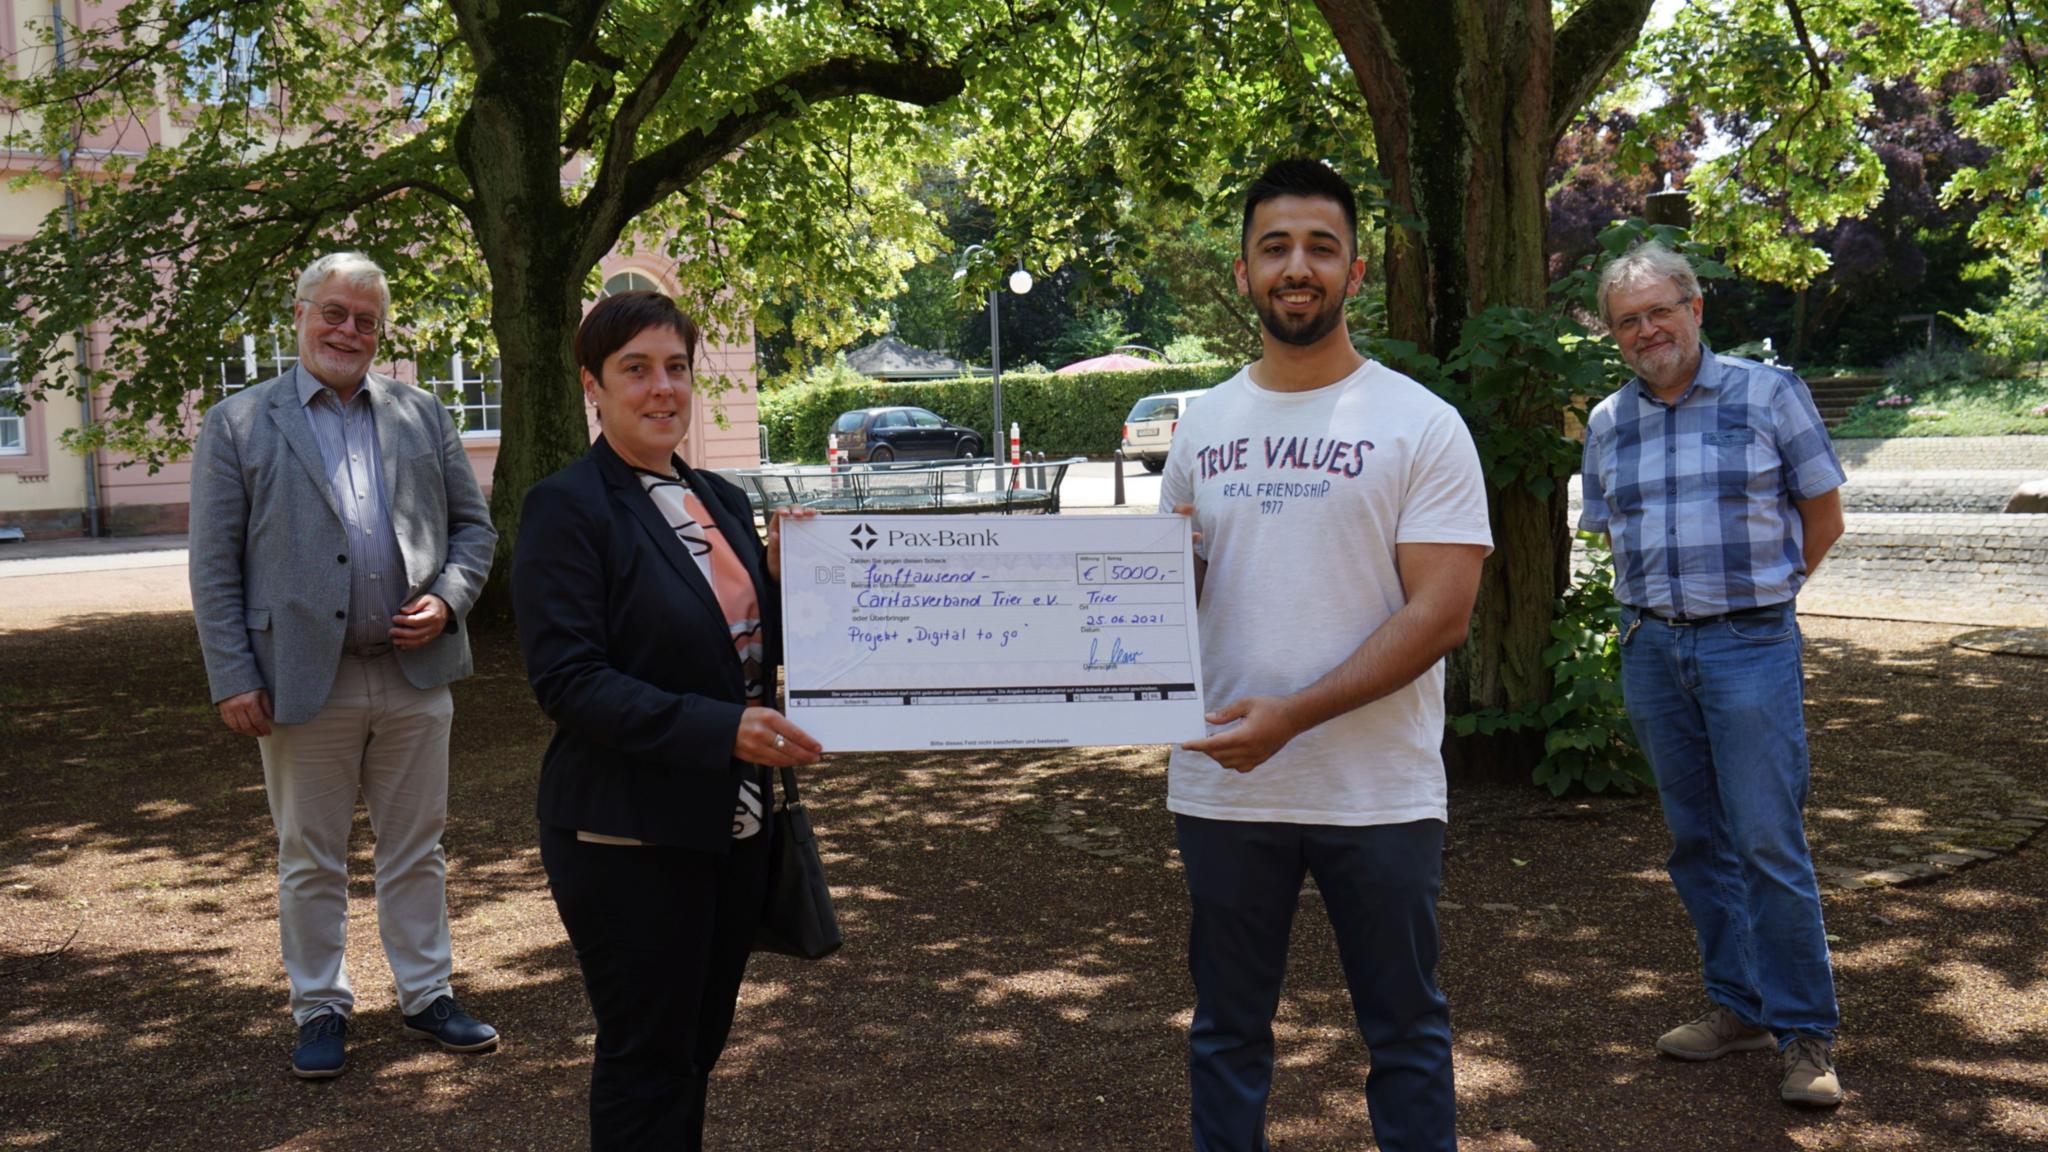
[830,406,983,462]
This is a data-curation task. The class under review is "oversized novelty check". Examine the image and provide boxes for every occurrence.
[780,514,1206,751]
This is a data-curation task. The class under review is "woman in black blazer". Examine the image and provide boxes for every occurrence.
[512,291,822,1151]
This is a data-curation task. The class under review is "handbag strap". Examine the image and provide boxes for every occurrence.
[774,764,802,810]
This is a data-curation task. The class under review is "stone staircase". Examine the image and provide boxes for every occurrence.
[1805,374,1888,428]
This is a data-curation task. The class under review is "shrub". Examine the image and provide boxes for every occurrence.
[1952,276,2048,380]
[1881,343,1999,392]
[758,362,1238,462]
[1450,535,1650,796]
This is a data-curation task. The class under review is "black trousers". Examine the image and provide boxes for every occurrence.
[540,821,772,1152]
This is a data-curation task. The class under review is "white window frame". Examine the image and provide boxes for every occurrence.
[0,346,23,455]
[213,330,297,395]
[601,270,664,297]
[421,351,502,438]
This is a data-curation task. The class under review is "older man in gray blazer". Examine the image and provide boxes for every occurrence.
[189,252,499,1079]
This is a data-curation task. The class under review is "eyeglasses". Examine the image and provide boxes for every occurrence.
[1611,298,1692,338]
[298,298,384,336]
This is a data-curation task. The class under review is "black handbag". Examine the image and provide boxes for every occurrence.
[752,765,843,959]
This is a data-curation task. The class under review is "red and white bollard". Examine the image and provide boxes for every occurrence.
[1008,422,1022,489]
[827,432,841,467]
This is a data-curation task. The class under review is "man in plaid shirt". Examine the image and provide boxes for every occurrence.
[1579,242,1848,1108]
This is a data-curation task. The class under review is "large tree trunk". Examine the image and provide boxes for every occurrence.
[474,248,588,620]
[453,24,592,620]
[1313,0,1651,782]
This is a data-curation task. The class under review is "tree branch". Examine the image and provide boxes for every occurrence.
[1548,0,1655,145]
[2002,0,2043,90]
[0,926,79,979]
[1783,0,1831,93]
[578,55,964,268]
[561,76,616,156]
[586,0,745,219]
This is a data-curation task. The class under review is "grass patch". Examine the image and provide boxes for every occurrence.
[1832,375,2048,438]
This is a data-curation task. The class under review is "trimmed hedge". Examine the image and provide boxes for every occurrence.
[758,362,1238,463]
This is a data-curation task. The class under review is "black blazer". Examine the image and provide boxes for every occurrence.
[512,435,782,851]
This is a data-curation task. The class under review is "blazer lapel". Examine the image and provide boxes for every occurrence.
[595,438,724,625]
[267,377,341,520]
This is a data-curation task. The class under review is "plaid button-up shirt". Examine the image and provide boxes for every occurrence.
[1578,347,1845,618]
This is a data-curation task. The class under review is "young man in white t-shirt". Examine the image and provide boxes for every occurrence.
[1159,159,1493,1152]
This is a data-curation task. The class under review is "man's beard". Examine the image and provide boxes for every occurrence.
[1625,336,1695,388]
[1253,287,1347,348]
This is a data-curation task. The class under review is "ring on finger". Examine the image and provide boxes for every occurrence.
[774,733,786,750]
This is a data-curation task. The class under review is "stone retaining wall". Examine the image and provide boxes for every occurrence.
[1568,472,2039,514]
[1805,513,2048,614]
[1833,436,2048,472]
[1565,493,2048,625]
[1839,472,2036,514]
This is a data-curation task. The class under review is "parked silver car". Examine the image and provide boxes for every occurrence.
[1119,389,1209,473]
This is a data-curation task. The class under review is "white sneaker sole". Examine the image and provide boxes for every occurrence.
[1782,1083,1845,1106]
[403,1024,500,1053]
[1656,1032,1777,1061]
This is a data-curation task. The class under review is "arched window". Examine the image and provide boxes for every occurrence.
[601,270,664,297]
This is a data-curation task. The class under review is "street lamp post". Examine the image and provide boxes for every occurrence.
[955,245,1032,454]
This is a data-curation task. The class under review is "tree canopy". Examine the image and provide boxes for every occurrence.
[0,0,1066,467]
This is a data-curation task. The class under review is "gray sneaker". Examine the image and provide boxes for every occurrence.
[1780,1036,1844,1106]
[1655,1005,1776,1061]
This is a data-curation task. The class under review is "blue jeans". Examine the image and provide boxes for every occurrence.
[1620,602,1839,1043]
[1176,815,1455,1152]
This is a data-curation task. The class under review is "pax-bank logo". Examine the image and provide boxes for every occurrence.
[847,523,879,552]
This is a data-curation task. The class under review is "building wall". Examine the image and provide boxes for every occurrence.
[0,3,762,538]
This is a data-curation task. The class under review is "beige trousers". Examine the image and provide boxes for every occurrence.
[258,651,454,1024]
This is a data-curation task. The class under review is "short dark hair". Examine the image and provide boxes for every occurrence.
[1240,159,1358,254]
[575,290,702,383]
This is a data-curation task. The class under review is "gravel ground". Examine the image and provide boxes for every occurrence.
[1,598,2043,1151]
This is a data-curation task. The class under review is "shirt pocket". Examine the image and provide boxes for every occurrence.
[1702,428,1757,494]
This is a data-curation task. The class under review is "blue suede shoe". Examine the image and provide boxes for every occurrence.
[402,996,499,1053]
[291,1011,347,1079]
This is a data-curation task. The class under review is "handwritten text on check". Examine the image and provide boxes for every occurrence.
[780,514,1207,751]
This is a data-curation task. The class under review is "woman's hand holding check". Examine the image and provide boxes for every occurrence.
[737,706,822,767]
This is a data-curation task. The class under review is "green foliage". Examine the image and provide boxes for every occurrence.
[1450,536,1649,796]
[1832,376,2048,438]
[1364,220,1719,505]
[1630,0,1925,287]
[1881,344,2004,392]
[0,0,1067,470]
[1163,334,1216,363]
[769,354,879,396]
[1952,271,2048,377]
[1045,308,1139,367]
[1935,15,2048,264]
[759,362,1235,462]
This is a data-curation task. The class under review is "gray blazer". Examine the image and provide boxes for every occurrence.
[188,370,497,725]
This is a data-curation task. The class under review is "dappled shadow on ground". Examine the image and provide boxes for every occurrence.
[1,614,2043,1149]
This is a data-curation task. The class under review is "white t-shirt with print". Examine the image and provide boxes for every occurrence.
[1159,360,1493,826]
